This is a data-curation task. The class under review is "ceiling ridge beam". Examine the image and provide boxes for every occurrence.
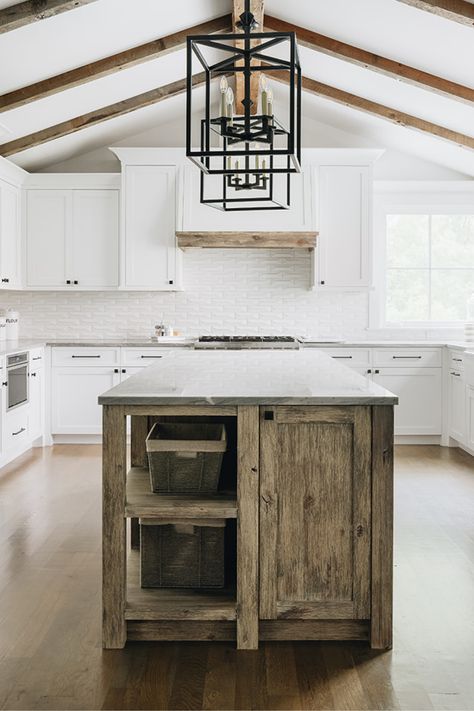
[1,71,473,158]
[264,15,474,105]
[0,73,206,157]
[0,0,99,34]
[0,15,231,112]
[395,0,474,27]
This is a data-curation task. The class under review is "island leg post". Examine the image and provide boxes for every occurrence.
[130,415,149,549]
[370,405,394,649]
[237,406,260,650]
[102,404,127,649]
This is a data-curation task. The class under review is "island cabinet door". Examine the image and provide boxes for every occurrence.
[259,405,372,621]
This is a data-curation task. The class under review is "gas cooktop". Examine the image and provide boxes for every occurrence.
[195,336,300,350]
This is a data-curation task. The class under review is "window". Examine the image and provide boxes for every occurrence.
[385,213,474,325]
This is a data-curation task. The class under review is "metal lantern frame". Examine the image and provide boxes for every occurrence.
[185,20,302,211]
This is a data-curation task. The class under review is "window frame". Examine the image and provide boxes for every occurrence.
[371,183,474,331]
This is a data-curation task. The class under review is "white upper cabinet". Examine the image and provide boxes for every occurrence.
[24,176,120,290]
[0,178,21,289]
[315,165,370,290]
[26,190,70,287]
[70,190,119,288]
[123,164,177,290]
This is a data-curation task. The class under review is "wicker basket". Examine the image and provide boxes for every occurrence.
[146,422,226,494]
[140,518,225,588]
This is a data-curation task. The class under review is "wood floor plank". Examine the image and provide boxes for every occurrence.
[0,444,473,709]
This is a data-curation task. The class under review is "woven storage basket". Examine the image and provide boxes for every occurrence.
[139,518,225,588]
[146,422,226,494]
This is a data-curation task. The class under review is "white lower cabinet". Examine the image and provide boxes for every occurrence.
[4,406,29,451]
[51,366,120,434]
[449,370,466,444]
[29,363,44,441]
[465,386,474,450]
[372,367,442,435]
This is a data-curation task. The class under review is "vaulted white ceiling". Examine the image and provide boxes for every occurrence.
[0,0,472,175]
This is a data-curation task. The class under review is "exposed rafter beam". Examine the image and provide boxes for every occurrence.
[2,70,473,157]
[265,15,474,105]
[0,0,99,34]
[395,0,474,26]
[233,1,264,115]
[0,15,231,112]
[271,72,474,150]
[0,73,206,157]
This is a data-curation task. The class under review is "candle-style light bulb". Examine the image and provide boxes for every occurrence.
[220,76,228,117]
[226,86,234,126]
[267,88,273,117]
[260,73,268,115]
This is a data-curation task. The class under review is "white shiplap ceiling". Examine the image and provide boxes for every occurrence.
[0,0,472,174]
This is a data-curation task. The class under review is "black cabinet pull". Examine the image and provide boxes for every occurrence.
[12,427,26,436]
[453,358,463,362]
[392,355,422,359]
[2,381,7,386]
[114,368,119,373]
[1,278,9,283]
[30,372,37,378]
[169,280,174,285]
[320,280,325,285]
[32,356,42,361]
[367,369,372,374]
[73,280,78,285]
[71,355,101,358]
[450,372,461,377]
[140,355,163,359]
[333,355,352,359]
[264,411,274,421]
[374,369,380,374]
[122,369,126,373]
[66,280,71,285]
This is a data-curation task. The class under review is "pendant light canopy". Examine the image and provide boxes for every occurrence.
[186,0,301,210]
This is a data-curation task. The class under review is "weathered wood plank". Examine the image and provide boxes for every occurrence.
[260,620,369,641]
[259,407,278,619]
[236,405,259,649]
[270,72,474,150]
[127,620,237,641]
[102,405,127,648]
[177,232,317,249]
[396,0,474,26]
[233,0,264,115]
[124,405,237,417]
[353,407,372,619]
[0,0,98,34]
[130,415,149,549]
[274,405,355,424]
[371,405,394,649]
[277,601,356,619]
[0,73,206,157]
[0,16,230,111]
[265,14,474,105]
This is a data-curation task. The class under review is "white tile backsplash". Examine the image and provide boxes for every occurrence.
[0,250,370,340]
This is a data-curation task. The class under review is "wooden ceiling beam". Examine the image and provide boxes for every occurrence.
[0,0,99,34]
[270,72,474,150]
[395,0,474,26]
[265,15,474,105]
[233,1,264,115]
[0,73,206,157]
[0,15,231,112]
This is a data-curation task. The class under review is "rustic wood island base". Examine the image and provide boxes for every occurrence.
[99,351,396,651]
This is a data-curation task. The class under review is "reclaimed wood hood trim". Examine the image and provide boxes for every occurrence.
[176,231,318,249]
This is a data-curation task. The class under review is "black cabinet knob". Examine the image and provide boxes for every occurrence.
[121,369,126,374]
[320,280,325,285]
[113,368,119,374]
[73,280,78,285]
[169,280,174,285]
[264,411,274,421]
[66,280,71,285]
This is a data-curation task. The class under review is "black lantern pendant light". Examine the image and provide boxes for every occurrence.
[186,0,301,211]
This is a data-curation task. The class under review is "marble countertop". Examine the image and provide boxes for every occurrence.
[0,340,46,357]
[46,339,195,348]
[98,350,398,406]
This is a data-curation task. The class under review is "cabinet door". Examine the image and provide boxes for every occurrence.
[372,368,442,435]
[260,405,371,620]
[0,180,20,288]
[51,367,120,434]
[124,165,176,289]
[26,190,70,287]
[29,367,43,440]
[317,166,369,289]
[449,372,466,443]
[70,190,119,287]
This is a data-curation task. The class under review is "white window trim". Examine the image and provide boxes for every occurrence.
[370,182,474,331]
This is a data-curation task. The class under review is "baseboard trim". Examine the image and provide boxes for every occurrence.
[394,435,441,445]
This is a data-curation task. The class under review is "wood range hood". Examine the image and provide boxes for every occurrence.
[176,231,318,249]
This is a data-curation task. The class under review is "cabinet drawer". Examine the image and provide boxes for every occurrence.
[52,347,120,366]
[121,348,172,367]
[4,406,29,450]
[29,347,45,367]
[322,348,371,366]
[373,348,441,368]
[449,350,465,371]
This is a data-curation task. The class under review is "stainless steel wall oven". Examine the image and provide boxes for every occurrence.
[6,352,29,411]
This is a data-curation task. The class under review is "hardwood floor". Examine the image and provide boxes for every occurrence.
[0,444,473,710]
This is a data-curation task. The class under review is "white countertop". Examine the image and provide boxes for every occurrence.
[98,350,398,406]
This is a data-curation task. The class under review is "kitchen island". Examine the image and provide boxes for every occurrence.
[99,350,397,650]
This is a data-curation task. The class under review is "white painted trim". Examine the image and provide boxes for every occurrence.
[24,173,120,189]
[394,435,441,445]
[375,180,474,193]
[0,156,28,186]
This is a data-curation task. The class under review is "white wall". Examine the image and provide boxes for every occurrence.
[0,249,369,340]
